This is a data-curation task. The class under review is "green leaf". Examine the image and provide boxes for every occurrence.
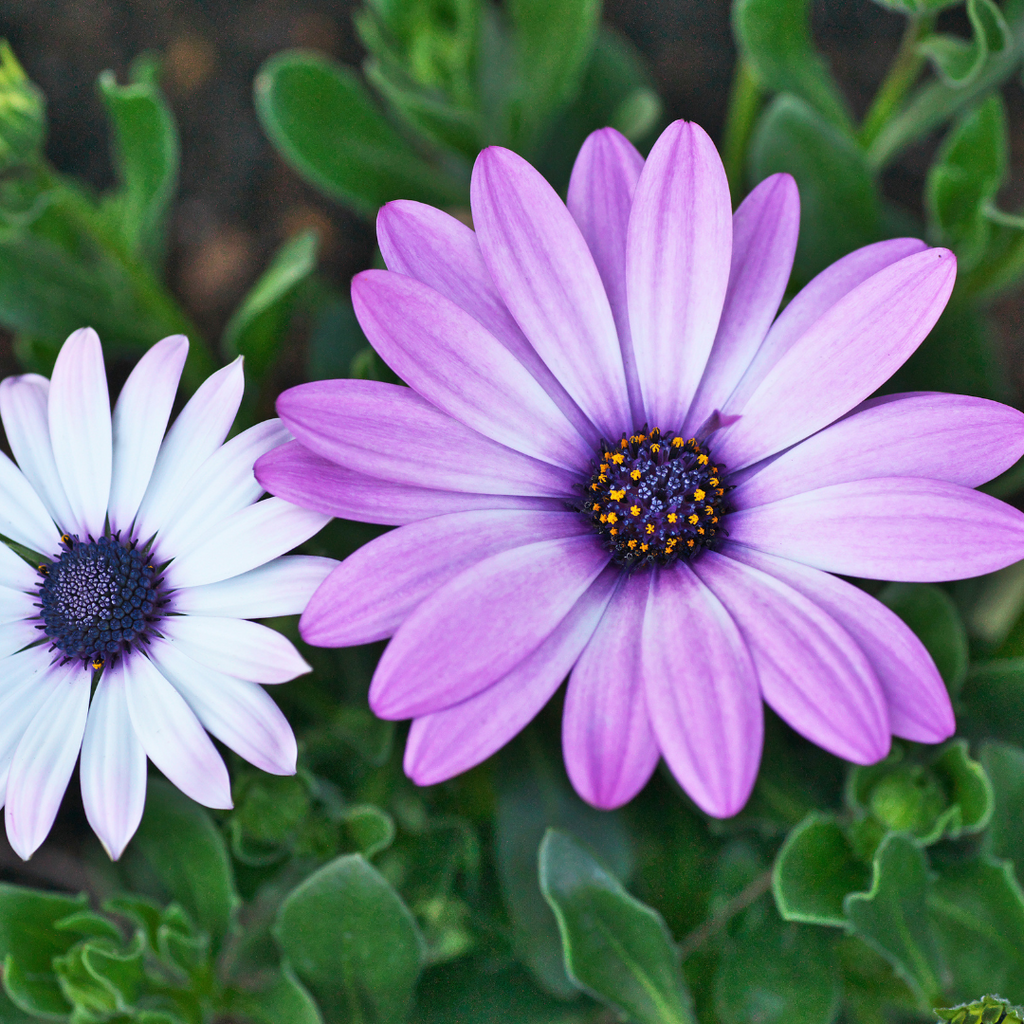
[844,834,943,1006]
[732,0,852,133]
[306,294,372,381]
[868,0,963,11]
[231,964,325,1024]
[937,995,1024,1024]
[221,228,317,380]
[919,0,1010,89]
[254,50,465,216]
[340,804,397,859]
[981,740,1024,863]
[274,854,424,1024]
[0,41,45,170]
[749,94,879,284]
[959,659,1024,743]
[539,828,695,1024]
[773,813,869,927]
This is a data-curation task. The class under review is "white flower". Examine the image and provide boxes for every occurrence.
[0,328,333,860]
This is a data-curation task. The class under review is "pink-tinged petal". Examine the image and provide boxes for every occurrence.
[725,545,954,743]
[686,174,799,433]
[736,393,1024,509]
[48,328,111,539]
[148,639,296,775]
[135,357,244,544]
[0,375,76,530]
[563,573,658,808]
[718,248,956,469]
[626,120,732,429]
[729,477,1024,582]
[173,555,337,618]
[471,146,631,437]
[694,551,890,763]
[643,564,762,817]
[123,653,232,809]
[165,497,330,589]
[276,380,577,498]
[0,540,42,591]
[256,442,565,525]
[377,201,597,445]
[726,238,929,412]
[108,335,189,534]
[371,532,610,719]
[5,663,90,860]
[404,567,618,785]
[0,450,61,556]
[567,127,645,420]
[80,661,147,859]
[352,270,591,471]
[301,509,584,647]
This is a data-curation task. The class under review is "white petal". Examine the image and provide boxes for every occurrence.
[108,335,189,535]
[0,586,39,624]
[172,555,337,618]
[134,357,244,544]
[0,451,61,556]
[0,620,44,659]
[48,328,112,539]
[123,652,232,808]
[79,660,148,860]
[0,375,77,530]
[0,543,42,591]
[153,418,291,557]
[166,498,330,589]
[148,638,297,774]
[5,662,90,859]
[160,617,310,683]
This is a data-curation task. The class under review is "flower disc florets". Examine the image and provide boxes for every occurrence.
[38,534,165,669]
[576,427,729,569]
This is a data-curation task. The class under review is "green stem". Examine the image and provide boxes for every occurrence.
[859,16,929,151]
[677,869,772,962]
[721,59,763,204]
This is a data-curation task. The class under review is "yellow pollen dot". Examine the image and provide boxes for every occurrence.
[612,454,624,464]
[688,514,699,525]
[688,438,697,446]
[666,538,676,549]
[636,433,646,442]
[610,489,626,500]
[667,513,678,524]
[709,477,719,487]
[630,469,641,481]
[645,524,655,534]
[650,443,660,453]
[620,438,628,448]
[716,488,725,496]
[610,528,618,535]
[693,488,706,501]
[712,516,719,523]
[641,543,649,552]
[600,464,608,473]
[698,454,709,465]
[599,514,608,523]
[698,527,705,535]
[687,539,695,548]
[590,483,599,491]
[92,658,103,670]
[671,437,684,447]
[607,512,618,524]
[628,539,637,549]
[712,466,719,473]
[630,505,641,516]
[705,506,714,515]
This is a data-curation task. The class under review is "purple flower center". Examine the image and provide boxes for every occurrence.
[577,428,729,570]
[37,535,166,669]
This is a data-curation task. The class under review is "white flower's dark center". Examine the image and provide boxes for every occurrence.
[576,427,729,570]
[37,535,166,668]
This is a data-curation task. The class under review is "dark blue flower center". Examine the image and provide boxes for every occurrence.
[577,427,729,570]
[37,535,165,668]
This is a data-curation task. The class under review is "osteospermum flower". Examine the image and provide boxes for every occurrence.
[257,120,1024,817]
[0,328,332,859]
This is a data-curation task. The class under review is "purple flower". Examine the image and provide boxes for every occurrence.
[258,120,1024,817]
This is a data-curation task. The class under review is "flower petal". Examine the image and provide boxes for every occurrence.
[108,335,189,534]
[0,540,43,591]
[563,573,659,809]
[5,662,90,860]
[148,638,296,775]
[642,563,762,817]
[0,619,47,659]
[404,566,618,785]
[165,497,330,589]
[371,532,610,719]
[48,328,112,539]
[352,270,591,471]
[0,586,38,624]
[471,146,631,437]
[716,248,956,469]
[123,652,232,809]
[173,555,337,618]
[0,449,62,556]
[301,509,585,647]
[626,120,732,429]
[685,173,799,433]
[79,660,147,859]
[728,477,1024,581]
[694,551,890,763]
[724,545,954,743]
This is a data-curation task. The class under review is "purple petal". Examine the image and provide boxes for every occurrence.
[724,545,954,743]
[735,393,1024,509]
[694,551,891,764]
[642,563,762,817]
[301,509,586,647]
[255,441,565,524]
[563,573,659,809]
[717,248,956,469]
[685,174,799,433]
[352,270,591,471]
[471,146,631,438]
[370,532,610,719]
[276,380,577,498]
[728,477,1024,581]
[404,567,618,785]
[567,127,645,419]
[626,120,732,429]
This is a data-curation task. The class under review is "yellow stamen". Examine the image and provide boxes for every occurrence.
[693,489,705,501]
[610,489,626,501]
[667,513,677,524]
[607,512,618,524]
[645,523,655,534]
[688,514,699,525]
[630,505,641,516]
[630,469,641,481]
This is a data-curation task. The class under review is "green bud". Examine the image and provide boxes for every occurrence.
[867,764,949,836]
[937,995,1024,1024]
[0,41,45,169]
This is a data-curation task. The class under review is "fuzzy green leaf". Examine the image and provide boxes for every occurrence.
[0,41,45,169]
[919,0,1009,89]
[981,740,1024,863]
